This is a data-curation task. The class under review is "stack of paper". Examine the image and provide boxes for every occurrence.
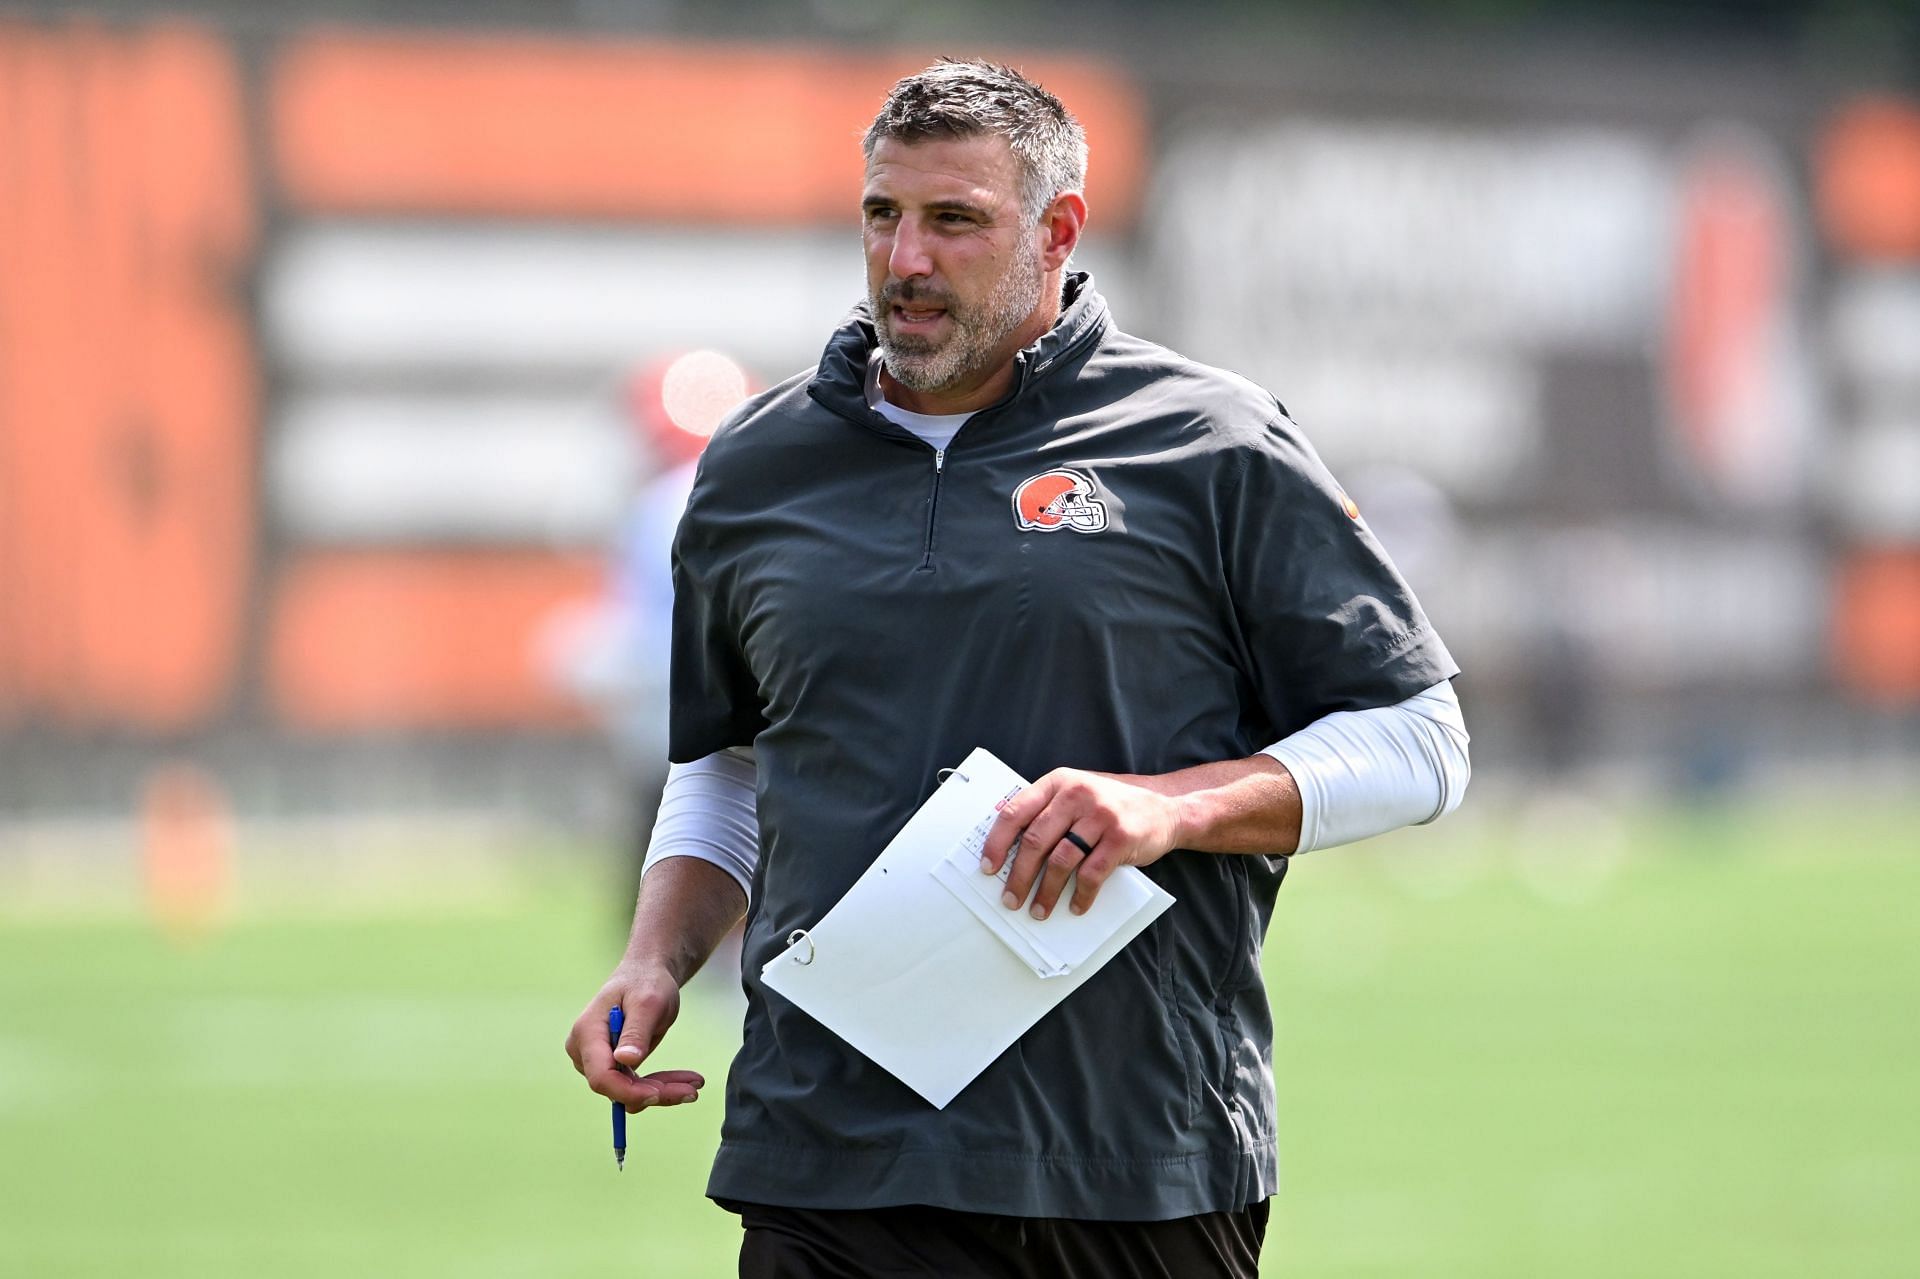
[927,795,1162,978]
[761,747,1175,1108]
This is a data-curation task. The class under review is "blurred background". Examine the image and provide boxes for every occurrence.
[1,1,1916,1275]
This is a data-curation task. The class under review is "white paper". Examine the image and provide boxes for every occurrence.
[928,768,1165,978]
[760,747,1175,1108]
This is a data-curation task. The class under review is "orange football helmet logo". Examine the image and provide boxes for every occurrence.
[1012,469,1109,534]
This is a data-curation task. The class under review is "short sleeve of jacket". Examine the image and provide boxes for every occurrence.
[667,459,767,763]
[1223,415,1459,740]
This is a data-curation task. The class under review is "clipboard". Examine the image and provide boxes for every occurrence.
[760,747,1175,1108]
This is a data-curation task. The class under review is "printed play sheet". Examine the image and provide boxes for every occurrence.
[761,747,1174,1107]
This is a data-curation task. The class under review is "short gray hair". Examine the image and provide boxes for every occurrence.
[862,59,1088,225]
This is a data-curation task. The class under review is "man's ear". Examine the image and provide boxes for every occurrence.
[1037,191,1088,272]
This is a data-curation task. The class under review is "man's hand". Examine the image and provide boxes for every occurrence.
[564,857,746,1122]
[978,756,1302,920]
[565,962,705,1114]
[978,768,1184,921]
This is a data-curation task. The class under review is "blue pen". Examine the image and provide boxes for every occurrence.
[608,1007,627,1171]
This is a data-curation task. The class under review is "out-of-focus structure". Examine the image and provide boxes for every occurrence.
[538,347,750,903]
[2,1,1916,859]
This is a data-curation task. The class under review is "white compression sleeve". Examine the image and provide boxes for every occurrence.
[1260,680,1471,854]
[641,746,761,902]
[645,681,1470,888]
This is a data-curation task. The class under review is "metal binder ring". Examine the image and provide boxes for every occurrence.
[786,928,816,965]
[936,767,971,785]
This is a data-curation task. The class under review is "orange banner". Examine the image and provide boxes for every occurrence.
[1817,97,1920,260]
[1833,547,1920,704]
[272,34,1147,227]
[268,552,601,730]
[0,23,254,732]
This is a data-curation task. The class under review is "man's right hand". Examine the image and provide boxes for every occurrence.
[565,963,706,1114]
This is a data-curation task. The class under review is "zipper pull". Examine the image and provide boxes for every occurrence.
[934,447,946,473]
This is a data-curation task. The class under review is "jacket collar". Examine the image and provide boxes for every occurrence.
[808,271,1109,428]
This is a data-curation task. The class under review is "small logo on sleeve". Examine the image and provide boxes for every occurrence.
[1012,469,1110,534]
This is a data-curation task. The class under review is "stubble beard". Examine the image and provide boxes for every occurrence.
[872,247,1045,395]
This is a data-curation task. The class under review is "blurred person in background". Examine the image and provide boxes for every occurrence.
[543,351,752,925]
[566,59,1470,1278]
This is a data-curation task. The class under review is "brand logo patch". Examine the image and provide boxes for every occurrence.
[1012,469,1109,534]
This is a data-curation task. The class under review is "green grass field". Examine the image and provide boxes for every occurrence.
[3,794,1917,1277]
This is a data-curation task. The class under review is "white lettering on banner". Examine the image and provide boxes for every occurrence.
[1830,269,1920,390]
[1147,120,1673,504]
[1150,122,1672,353]
[272,395,633,544]
[1432,526,1824,682]
[1831,423,1920,540]
[1252,348,1539,498]
[266,224,1142,381]
[264,225,855,375]
[1826,266,1920,541]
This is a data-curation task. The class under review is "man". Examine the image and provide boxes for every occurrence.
[566,60,1470,1278]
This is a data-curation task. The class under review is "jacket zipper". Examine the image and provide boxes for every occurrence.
[917,446,945,572]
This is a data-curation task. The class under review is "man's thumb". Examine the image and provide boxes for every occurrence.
[613,1021,648,1066]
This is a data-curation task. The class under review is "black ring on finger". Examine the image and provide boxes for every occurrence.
[1062,830,1094,857]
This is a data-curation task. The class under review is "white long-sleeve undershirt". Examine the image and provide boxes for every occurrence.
[642,680,1470,903]
[1259,679,1470,854]
[642,746,761,898]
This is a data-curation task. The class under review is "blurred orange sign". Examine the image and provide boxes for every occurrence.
[272,34,1147,227]
[0,23,255,732]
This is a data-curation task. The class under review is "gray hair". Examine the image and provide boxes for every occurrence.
[862,58,1088,225]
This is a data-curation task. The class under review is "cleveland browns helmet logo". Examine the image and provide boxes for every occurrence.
[1012,469,1109,534]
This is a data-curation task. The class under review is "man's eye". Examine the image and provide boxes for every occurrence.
[864,207,897,222]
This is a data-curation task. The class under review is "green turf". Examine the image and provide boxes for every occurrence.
[2,796,1916,1276]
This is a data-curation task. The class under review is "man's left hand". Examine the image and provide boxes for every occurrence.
[979,769,1183,921]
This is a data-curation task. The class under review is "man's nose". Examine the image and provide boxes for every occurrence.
[888,218,934,280]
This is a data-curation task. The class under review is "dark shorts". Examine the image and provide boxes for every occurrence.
[731,1200,1270,1279]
